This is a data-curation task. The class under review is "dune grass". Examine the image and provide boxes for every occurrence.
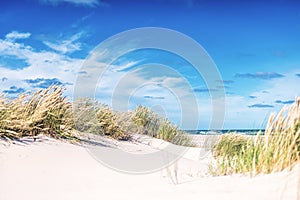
[96,105,129,140]
[130,105,194,146]
[73,97,129,140]
[0,85,192,145]
[73,97,103,135]
[0,86,75,140]
[2,85,299,175]
[131,105,160,137]
[211,97,300,175]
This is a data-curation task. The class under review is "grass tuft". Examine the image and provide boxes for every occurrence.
[130,105,194,146]
[211,97,300,175]
[0,87,192,145]
[0,85,75,140]
[73,98,129,140]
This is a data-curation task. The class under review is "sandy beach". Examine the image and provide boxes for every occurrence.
[1,0,300,199]
[0,135,298,200]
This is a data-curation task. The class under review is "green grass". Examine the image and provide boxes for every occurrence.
[211,98,300,175]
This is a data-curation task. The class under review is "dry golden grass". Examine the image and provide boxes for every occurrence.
[212,97,300,176]
[130,105,194,146]
[73,98,129,140]
[0,85,75,140]
[96,105,129,140]
[0,86,191,145]
[259,97,300,173]
[73,97,103,135]
[131,105,160,137]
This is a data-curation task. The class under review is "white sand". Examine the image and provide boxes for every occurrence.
[0,136,298,200]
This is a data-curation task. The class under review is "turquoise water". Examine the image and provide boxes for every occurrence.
[185,129,264,135]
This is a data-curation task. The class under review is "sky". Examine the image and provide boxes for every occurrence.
[0,0,300,130]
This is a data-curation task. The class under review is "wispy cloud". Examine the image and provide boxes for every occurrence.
[216,85,229,89]
[112,61,141,72]
[77,70,88,74]
[194,88,218,93]
[0,30,83,98]
[249,71,300,110]
[216,79,234,84]
[71,13,94,28]
[144,95,165,100]
[38,0,108,7]
[235,72,284,80]
[248,104,274,108]
[43,32,83,54]
[275,100,294,104]
[5,31,31,41]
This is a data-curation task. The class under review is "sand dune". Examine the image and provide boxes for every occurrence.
[0,136,298,200]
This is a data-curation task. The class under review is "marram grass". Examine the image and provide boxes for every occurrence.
[131,105,194,146]
[0,85,75,140]
[0,86,192,146]
[212,97,300,175]
[96,105,129,140]
[73,97,129,140]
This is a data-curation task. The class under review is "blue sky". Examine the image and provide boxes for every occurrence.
[0,0,300,129]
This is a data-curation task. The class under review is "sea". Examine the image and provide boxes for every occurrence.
[185,129,264,135]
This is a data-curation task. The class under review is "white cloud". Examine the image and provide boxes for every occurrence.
[249,70,300,109]
[5,31,31,41]
[82,62,202,129]
[1,30,204,129]
[112,61,141,72]
[222,95,271,129]
[43,32,83,54]
[69,0,110,7]
[71,13,94,28]
[1,29,299,130]
[0,37,33,60]
[38,0,108,7]
[220,70,300,129]
[0,30,84,97]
